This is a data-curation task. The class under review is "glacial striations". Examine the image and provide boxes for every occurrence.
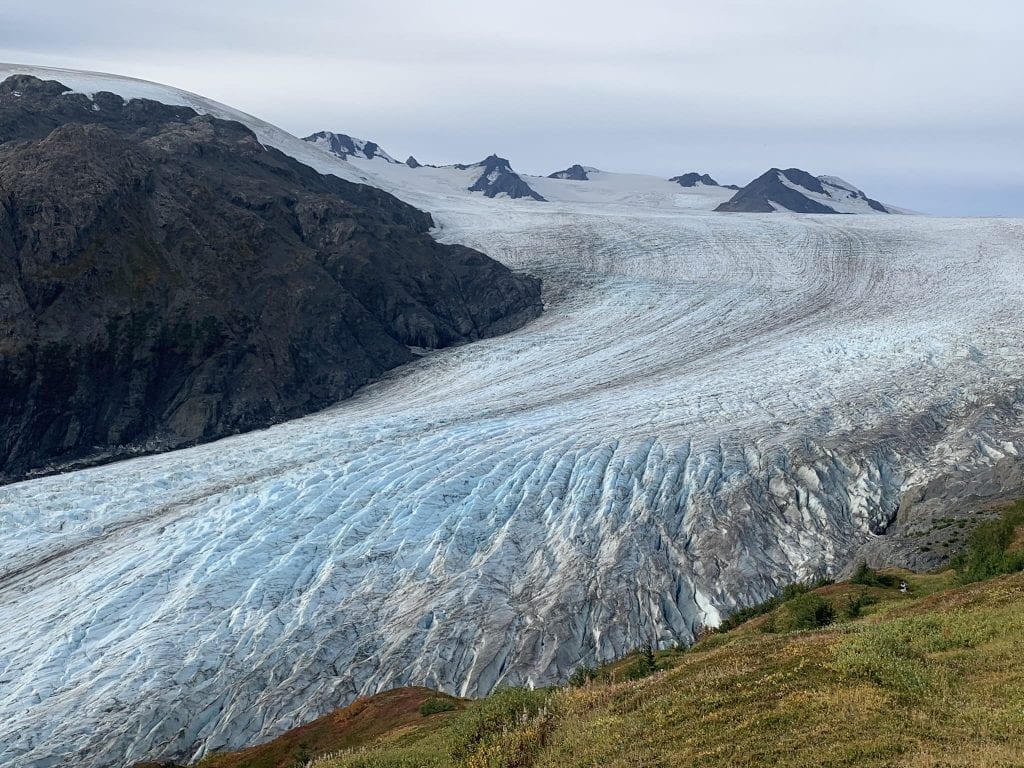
[0,75,542,482]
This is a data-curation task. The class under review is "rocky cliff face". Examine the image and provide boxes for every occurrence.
[0,75,542,482]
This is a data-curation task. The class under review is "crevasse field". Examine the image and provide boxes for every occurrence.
[2,66,1023,767]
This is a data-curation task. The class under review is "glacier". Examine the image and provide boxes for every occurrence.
[1,65,1024,767]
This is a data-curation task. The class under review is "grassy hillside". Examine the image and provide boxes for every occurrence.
[156,502,1024,768]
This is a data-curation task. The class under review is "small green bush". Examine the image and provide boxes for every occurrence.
[447,687,550,764]
[622,645,657,680]
[717,578,833,633]
[850,561,897,588]
[420,696,458,716]
[953,503,1024,584]
[841,591,878,620]
[718,596,781,633]
[771,593,835,632]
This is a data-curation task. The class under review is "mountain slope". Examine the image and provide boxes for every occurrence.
[0,74,541,481]
[716,168,891,213]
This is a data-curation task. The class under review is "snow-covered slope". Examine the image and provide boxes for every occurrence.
[2,66,1024,768]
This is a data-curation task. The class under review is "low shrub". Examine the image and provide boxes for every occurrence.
[953,503,1024,584]
[567,665,597,687]
[841,591,878,620]
[718,578,833,633]
[447,687,551,765]
[420,696,459,716]
[622,645,657,680]
[850,562,897,588]
[771,592,835,632]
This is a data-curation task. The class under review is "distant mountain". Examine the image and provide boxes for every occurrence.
[457,154,546,201]
[548,164,589,181]
[669,172,720,187]
[0,75,542,482]
[716,168,891,214]
[304,130,398,163]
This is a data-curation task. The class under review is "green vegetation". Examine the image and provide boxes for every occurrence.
[444,687,554,768]
[765,590,836,632]
[715,577,833,633]
[851,561,898,588]
[420,698,459,717]
[952,500,1024,583]
[840,590,878,620]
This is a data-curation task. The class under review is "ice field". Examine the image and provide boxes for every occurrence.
[2,66,1024,766]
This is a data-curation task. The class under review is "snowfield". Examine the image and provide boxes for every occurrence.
[2,66,1024,767]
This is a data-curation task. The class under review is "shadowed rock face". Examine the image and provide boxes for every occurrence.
[0,75,543,482]
[548,164,589,181]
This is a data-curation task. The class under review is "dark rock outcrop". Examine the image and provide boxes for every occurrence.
[405,155,420,168]
[0,75,543,482]
[716,168,891,214]
[548,164,589,181]
[457,155,546,201]
[303,130,397,163]
[669,172,719,187]
[716,168,836,213]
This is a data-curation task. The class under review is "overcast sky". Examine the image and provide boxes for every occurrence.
[3,1,1021,215]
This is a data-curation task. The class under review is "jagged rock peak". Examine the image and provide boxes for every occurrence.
[303,130,398,163]
[669,172,720,187]
[405,155,420,168]
[716,167,891,214]
[548,163,589,181]
[457,154,546,201]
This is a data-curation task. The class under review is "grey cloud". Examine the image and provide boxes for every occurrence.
[1,0,1022,214]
